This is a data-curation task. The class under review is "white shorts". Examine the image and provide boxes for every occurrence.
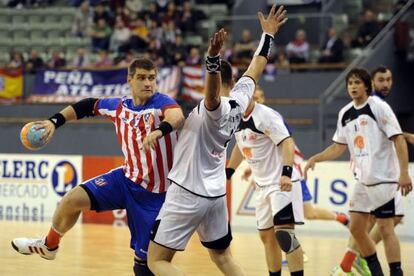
[255,180,304,230]
[151,184,232,251]
[349,182,404,218]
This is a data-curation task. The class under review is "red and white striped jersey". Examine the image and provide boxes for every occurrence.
[94,93,179,193]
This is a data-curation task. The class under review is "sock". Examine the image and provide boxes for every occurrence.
[364,253,384,276]
[389,262,403,276]
[335,212,349,226]
[45,226,63,249]
[340,249,357,272]
[291,271,303,276]
[269,270,281,276]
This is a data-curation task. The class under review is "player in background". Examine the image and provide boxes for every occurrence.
[333,65,412,276]
[304,68,412,276]
[12,58,185,276]
[147,5,288,276]
[235,87,350,227]
[226,86,305,276]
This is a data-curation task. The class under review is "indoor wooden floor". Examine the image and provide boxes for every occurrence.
[1,221,413,276]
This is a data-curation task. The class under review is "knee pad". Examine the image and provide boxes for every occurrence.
[275,229,300,254]
[133,258,154,276]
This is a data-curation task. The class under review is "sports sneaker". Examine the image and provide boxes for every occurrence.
[352,255,372,276]
[335,212,350,227]
[330,265,356,276]
[11,237,58,260]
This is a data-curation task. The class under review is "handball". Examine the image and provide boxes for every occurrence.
[20,122,46,151]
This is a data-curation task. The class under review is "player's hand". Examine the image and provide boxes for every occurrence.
[33,120,55,145]
[398,172,412,196]
[242,167,252,181]
[303,157,316,181]
[207,28,227,57]
[142,130,162,152]
[258,4,288,36]
[280,175,292,192]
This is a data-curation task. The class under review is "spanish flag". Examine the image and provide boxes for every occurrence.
[0,68,23,103]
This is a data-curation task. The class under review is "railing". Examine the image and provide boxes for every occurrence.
[317,0,414,149]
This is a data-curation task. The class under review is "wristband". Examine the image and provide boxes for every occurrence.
[282,165,292,178]
[226,168,235,180]
[205,54,221,74]
[155,121,173,136]
[254,32,274,59]
[48,113,66,129]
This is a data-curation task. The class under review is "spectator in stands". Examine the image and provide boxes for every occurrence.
[125,0,143,14]
[286,29,309,64]
[47,51,66,69]
[90,18,112,52]
[72,1,93,37]
[130,17,150,51]
[275,51,290,75]
[185,46,201,65]
[148,19,164,42]
[115,50,134,67]
[110,17,131,52]
[156,0,168,13]
[168,34,187,66]
[93,3,114,27]
[94,49,113,67]
[72,47,90,68]
[25,50,44,74]
[114,6,130,26]
[318,27,344,63]
[6,51,24,70]
[352,9,381,48]
[161,1,181,24]
[140,2,159,22]
[179,0,205,34]
[162,21,182,45]
[233,29,255,61]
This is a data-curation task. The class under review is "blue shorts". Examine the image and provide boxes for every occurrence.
[81,167,165,260]
[301,179,312,202]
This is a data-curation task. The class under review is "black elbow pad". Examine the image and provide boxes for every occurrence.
[71,98,98,119]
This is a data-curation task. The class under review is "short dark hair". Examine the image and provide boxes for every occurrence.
[346,68,372,95]
[371,65,390,79]
[128,58,156,76]
[220,60,233,87]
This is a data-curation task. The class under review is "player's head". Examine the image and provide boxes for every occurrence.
[127,58,157,104]
[220,60,235,90]
[346,68,372,102]
[253,85,265,104]
[371,65,392,98]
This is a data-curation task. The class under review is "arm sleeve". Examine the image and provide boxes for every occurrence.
[94,98,122,121]
[260,111,291,146]
[374,101,403,139]
[229,76,256,113]
[332,112,347,144]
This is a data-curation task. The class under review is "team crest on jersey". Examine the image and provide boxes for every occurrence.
[94,177,108,187]
[248,133,257,141]
[143,113,154,125]
[359,119,368,126]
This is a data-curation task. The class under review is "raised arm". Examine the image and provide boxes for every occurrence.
[243,4,288,83]
[204,28,227,111]
[304,142,347,180]
[391,134,412,196]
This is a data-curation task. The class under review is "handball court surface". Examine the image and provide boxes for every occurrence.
[1,221,413,275]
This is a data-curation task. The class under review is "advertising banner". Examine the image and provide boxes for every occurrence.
[231,161,414,238]
[0,154,82,222]
[29,67,180,103]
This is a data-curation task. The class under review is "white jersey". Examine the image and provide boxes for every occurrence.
[333,96,402,186]
[235,103,300,186]
[168,76,255,197]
